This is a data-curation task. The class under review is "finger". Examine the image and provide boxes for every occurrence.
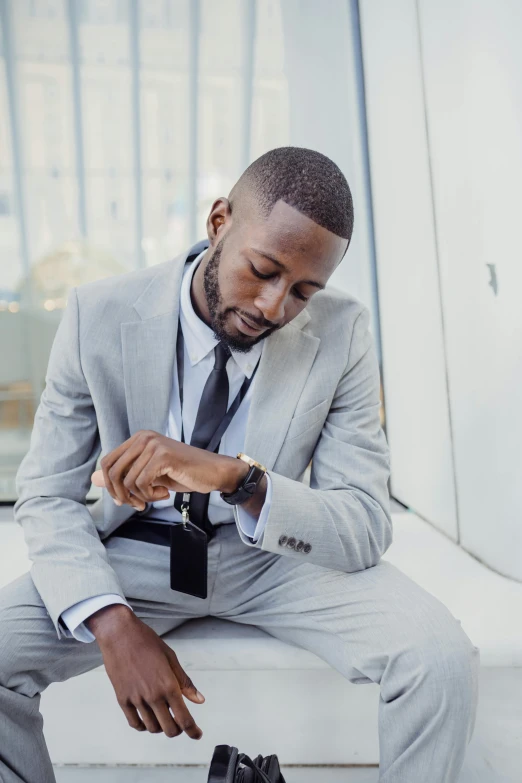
[134,701,163,734]
[120,455,151,510]
[101,433,145,505]
[164,691,202,740]
[166,649,205,704]
[106,443,148,507]
[149,699,183,739]
[101,452,122,505]
[151,478,192,494]
[180,678,205,704]
[131,443,185,501]
[120,702,147,733]
[91,469,105,487]
[124,448,171,506]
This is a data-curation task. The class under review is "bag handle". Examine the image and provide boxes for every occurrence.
[236,754,273,782]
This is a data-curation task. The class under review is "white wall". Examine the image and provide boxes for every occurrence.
[359,0,458,540]
[417,0,522,581]
[361,0,522,581]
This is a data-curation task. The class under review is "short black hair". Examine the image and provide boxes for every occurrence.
[230,146,354,248]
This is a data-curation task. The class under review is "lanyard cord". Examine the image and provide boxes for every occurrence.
[175,320,259,454]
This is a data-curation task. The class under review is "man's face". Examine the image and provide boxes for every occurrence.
[202,199,347,353]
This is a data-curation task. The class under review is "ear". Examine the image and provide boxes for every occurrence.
[206,197,231,248]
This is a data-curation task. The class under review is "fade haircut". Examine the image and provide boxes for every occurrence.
[228,146,354,252]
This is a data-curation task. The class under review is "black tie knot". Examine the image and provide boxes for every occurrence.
[214,342,231,370]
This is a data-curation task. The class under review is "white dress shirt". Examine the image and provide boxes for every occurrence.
[60,249,273,642]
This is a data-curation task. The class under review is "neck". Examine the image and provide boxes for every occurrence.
[190,251,212,327]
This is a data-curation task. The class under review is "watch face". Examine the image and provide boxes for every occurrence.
[238,453,267,473]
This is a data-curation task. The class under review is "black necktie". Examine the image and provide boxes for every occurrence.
[174,342,231,538]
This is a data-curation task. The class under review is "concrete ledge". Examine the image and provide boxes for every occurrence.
[382,512,522,668]
[1,511,521,777]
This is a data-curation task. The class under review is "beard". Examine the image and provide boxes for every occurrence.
[202,235,280,353]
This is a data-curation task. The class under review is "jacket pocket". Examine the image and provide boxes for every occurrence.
[284,398,329,442]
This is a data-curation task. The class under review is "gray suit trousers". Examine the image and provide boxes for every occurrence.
[0,522,479,783]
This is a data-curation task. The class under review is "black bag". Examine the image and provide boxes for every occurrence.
[207,744,287,782]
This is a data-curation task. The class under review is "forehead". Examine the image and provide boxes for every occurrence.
[239,199,346,275]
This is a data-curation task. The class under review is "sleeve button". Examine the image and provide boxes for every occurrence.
[278,535,288,546]
[303,543,312,554]
[295,540,304,552]
[286,537,296,549]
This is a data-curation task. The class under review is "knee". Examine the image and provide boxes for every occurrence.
[0,609,17,688]
[418,622,480,706]
[0,605,44,697]
[0,574,39,690]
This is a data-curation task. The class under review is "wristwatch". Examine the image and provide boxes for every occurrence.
[220,452,267,506]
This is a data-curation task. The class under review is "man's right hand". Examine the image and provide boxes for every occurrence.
[86,604,205,739]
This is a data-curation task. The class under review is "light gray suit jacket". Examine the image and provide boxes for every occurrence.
[14,239,393,640]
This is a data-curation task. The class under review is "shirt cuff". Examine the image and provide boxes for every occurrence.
[60,593,133,643]
[235,472,272,543]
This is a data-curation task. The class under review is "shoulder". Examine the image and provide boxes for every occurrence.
[302,283,369,339]
[74,259,175,312]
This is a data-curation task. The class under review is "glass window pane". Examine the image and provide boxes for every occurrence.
[80,0,137,270]
[196,0,244,233]
[1,0,79,500]
[140,0,191,265]
[13,0,80,263]
[2,0,372,503]
[251,0,289,159]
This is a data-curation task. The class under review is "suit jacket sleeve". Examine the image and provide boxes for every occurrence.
[235,471,272,543]
[13,287,127,640]
[61,593,134,643]
[234,305,393,572]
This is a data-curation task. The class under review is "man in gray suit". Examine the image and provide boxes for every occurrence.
[1,147,478,782]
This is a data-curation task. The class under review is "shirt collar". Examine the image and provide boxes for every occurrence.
[179,248,263,379]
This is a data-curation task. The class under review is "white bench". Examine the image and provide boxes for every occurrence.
[1,510,521,780]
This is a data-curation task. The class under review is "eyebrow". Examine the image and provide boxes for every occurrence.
[249,248,326,290]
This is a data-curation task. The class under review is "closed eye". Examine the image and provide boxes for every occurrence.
[250,264,271,281]
[250,263,309,302]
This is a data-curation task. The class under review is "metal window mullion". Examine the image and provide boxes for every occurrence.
[66,0,87,238]
[241,0,256,172]
[0,0,46,414]
[188,0,200,245]
[0,0,30,276]
[130,0,144,267]
[350,0,382,366]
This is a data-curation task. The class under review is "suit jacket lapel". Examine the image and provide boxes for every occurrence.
[121,240,208,437]
[243,308,318,471]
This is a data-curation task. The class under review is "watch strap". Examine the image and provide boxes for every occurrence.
[220,464,265,505]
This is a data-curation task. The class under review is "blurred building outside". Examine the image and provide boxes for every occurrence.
[0,0,376,502]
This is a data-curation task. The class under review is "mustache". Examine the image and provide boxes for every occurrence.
[235,310,277,330]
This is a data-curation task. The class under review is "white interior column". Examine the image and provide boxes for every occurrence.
[359,0,458,540]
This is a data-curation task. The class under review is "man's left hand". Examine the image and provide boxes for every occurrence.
[91,431,246,510]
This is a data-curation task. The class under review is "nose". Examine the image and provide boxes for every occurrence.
[254,285,287,326]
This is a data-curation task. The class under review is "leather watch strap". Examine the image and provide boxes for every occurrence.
[220,453,266,506]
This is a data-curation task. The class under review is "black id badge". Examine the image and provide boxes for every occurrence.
[170,520,208,599]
